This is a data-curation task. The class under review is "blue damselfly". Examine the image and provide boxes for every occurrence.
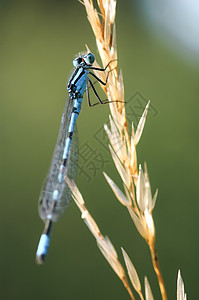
[36,52,118,264]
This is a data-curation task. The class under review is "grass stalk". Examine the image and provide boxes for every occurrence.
[73,0,169,298]
[149,243,167,300]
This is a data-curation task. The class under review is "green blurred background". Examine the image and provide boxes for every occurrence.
[1,0,199,299]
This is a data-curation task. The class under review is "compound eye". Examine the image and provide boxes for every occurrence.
[84,53,95,65]
[73,57,82,67]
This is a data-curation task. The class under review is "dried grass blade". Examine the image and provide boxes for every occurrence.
[104,0,110,46]
[111,23,117,58]
[143,162,152,210]
[177,270,187,300]
[83,0,103,42]
[118,69,124,102]
[97,237,125,279]
[109,115,126,160]
[145,277,154,300]
[97,0,105,18]
[137,164,147,212]
[134,101,150,145]
[104,172,131,206]
[109,145,130,187]
[150,188,158,212]
[103,235,118,258]
[127,207,147,240]
[65,177,84,205]
[123,183,133,204]
[121,248,141,293]
[83,211,102,240]
[109,0,116,24]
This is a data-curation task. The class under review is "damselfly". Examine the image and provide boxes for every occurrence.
[36,52,117,264]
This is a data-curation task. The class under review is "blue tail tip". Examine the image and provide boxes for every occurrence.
[36,234,50,265]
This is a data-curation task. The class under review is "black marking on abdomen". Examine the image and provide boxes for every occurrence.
[72,107,79,114]
[63,158,68,167]
[44,219,53,236]
[69,132,73,139]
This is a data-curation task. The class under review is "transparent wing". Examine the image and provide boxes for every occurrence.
[38,97,78,222]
